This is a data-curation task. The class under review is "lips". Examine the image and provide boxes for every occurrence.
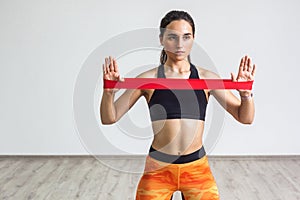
[175,51,185,54]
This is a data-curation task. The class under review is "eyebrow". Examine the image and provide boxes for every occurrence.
[167,33,192,36]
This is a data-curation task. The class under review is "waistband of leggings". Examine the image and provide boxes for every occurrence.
[149,146,206,164]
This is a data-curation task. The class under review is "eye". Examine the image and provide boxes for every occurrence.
[168,36,176,40]
[183,35,191,40]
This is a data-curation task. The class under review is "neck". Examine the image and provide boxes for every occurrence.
[164,59,190,73]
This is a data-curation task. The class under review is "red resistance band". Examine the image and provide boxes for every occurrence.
[104,78,253,90]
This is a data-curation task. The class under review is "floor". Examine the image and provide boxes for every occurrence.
[0,156,299,200]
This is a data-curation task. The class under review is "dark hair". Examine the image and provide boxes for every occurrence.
[159,10,195,64]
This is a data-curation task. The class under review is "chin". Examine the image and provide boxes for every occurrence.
[174,56,188,62]
[169,54,187,61]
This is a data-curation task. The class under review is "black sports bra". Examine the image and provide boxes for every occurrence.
[148,63,208,121]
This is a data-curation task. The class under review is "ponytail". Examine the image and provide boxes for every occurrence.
[160,49,167,64]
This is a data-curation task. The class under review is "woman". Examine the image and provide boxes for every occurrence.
[100,10,255,200]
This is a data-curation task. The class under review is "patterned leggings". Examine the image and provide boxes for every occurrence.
[136,149,220,200]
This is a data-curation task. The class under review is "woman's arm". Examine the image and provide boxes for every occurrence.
[205,55,256,124]
[211,89,255,124]
[100,56,143,124]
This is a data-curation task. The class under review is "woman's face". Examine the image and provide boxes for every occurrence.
[160,20,194,62]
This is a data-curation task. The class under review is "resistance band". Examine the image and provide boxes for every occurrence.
[104,78,253,90]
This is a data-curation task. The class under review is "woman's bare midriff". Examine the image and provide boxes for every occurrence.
[142,85,208,156]
[151,119,205,155]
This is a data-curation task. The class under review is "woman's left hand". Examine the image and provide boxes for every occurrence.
[231,55,256,96]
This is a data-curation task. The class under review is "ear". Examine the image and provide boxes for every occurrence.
[159,35,163,46]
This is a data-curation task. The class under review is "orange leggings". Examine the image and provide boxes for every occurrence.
[136,155,219,200]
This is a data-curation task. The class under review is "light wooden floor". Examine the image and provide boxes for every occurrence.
[0,156,299,200]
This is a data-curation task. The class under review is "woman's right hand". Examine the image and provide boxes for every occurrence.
[102,56,123,93]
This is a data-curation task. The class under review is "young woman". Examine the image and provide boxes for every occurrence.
[100,10,255,200]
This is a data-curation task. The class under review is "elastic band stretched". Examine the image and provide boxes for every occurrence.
[104,78,253,90]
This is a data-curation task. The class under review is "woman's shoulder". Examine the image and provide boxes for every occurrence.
[194,65,221,79]
[136,66,159,78]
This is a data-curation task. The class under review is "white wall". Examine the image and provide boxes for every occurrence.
[0,0,299,155]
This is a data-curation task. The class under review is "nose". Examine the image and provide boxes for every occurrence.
[176,37,183,48]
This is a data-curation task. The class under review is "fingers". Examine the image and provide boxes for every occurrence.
[109,56,114,72]
[113,58,118,72]
[245,56,254,74]
[231,72,237,82]
[103,56,120,80]
[119,76,125,82]
[103,56,117,72]
[251,64,256,77]
[103,64,106,75]
[245,55,256,78]
[104,57,110,73]
[239,56,245,73]
[236,55,256,82]
[244,55,250,71]
[103,57,109,76]
[240,55,255,72]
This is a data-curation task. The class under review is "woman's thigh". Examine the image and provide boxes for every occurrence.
[179,156,220,200]
[136,156,177,200]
